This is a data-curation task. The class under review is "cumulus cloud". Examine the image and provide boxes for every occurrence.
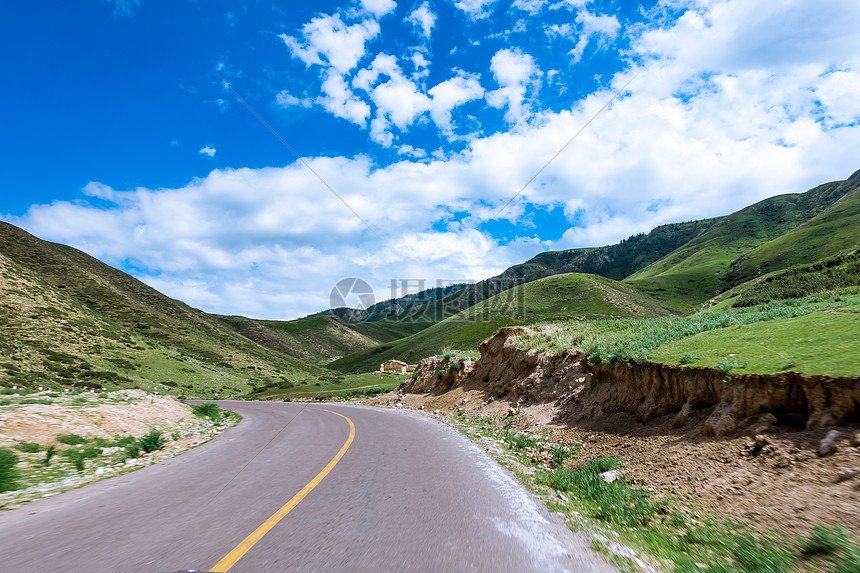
[199,146,216,157]
[486,49,540,122]
[407,2,436,38]
[280,14,380,74]
[360,0,397,17]
[428,73,485,133]
[453,0,497,19]
[319,70,372,125]
[11,0,860,319]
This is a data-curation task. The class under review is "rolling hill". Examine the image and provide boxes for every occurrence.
[0,223,383,396]
[329,272,673,373]
[624,170,860,307]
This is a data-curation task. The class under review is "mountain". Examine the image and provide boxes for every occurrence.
[0,223,382,396]
[624,170,860,307]
[329,272,673,373]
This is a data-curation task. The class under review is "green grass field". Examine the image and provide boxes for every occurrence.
[516,289,860,376]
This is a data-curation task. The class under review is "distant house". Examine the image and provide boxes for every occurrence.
[380,359,408,373]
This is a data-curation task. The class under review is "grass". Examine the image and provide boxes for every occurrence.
[515,291,860,375]
[624,178,858,308]
[650,308,860,376]
[442,410,860,573]
[138,429,165,453]
[191,401,222,423]
[330,273,673,373]
[259,371,408,400]
[0,447,19,492]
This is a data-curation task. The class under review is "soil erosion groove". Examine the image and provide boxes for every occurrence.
[210,408,355,572]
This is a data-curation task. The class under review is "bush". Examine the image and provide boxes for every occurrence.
[0,447,20,492]
[138,430,165,453]
[14,441,44,453]
[124,443,141,459]
[56,433,88,445]
[42,445,56,466]
[62,450,86,472]
[191,402,221,423]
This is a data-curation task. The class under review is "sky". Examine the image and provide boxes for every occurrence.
[2,0,859,320]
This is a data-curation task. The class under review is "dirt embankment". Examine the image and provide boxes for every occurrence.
[394,327,860,535]
[404,327,860,436]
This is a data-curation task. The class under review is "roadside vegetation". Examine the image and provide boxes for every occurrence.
[250,371,408,401]
[515,289,860,376]
[443,410,860,573]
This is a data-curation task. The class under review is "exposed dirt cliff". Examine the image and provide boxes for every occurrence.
[403,327,860,436]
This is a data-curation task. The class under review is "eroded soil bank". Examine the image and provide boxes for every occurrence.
[381,327,860,536]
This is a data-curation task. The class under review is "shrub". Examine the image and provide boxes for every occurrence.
[138,430,165,453]
[191,402,221,423]
[0,447,20,491]
[450,361,463,371]
[802,525,850,557]
[437,369,447,379]
[551,445,578,467]
[124,443,141,459]
[62,450,86,472]
[14,441,43,453]
[42,445,56,466]
[56,433,88,445]
[679,352,697,365]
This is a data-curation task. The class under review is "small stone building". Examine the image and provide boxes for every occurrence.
[380,359,408,373]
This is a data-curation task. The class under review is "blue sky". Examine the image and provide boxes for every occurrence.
[2,0,860,319]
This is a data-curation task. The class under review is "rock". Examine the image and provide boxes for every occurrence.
[433,409,440,414]
[818,430,841,457]
[850,432,860,448]
[751,434,769,455]
[600,470,622,484]
[836,469,857,483]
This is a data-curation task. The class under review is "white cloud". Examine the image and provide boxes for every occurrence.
[428,74,485,133]
[453,0,497,19]
[407,2,436,38]
[11,0,860,320]
[318,71,372,125]
[199,146,216,157]
[486,48,540,122]
[280,14,380,74]
[275,90,312,108]
[360,0,397,17]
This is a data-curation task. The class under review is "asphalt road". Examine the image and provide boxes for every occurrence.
[0,402,615,572]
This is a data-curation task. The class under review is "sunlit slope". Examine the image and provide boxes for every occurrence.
[625,171,860,308]
[725,184,860,286]
[216,314,391,365]
[329,272,672,373]
[0,222,327,394]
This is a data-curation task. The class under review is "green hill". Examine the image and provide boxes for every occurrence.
[329,272,673,373]
[624,170,860,308]
[725,180,860,286]
[216,314,390,366]
[0,222,378,396]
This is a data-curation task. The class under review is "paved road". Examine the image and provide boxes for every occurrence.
[0,402,615,572]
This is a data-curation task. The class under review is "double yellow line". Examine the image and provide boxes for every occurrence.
[210,409,355,572]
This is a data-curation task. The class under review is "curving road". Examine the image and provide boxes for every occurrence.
[0,402,615,572]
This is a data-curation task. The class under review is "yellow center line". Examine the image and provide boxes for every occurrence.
[210,408,356,572]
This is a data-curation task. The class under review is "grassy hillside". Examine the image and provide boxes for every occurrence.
[725,182,860,286]
[0,223,338,396]
[216,314,390,365]
[515,289,860,376]
[625,171,860,308]
[329,272,673,373]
